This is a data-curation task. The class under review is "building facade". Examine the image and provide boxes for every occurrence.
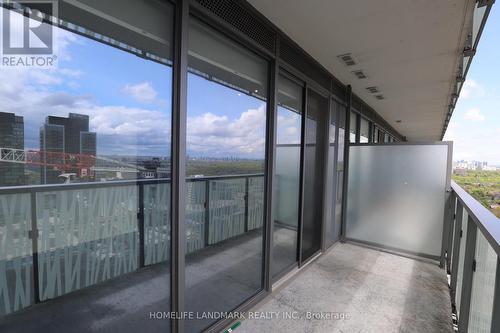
[0,112,25,187]
[39,113,97,184]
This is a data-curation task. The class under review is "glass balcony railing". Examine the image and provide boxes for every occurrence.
[447,181,500,333]
[0,174,264,316]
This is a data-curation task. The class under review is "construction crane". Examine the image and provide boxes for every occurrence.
[0,147,143,179]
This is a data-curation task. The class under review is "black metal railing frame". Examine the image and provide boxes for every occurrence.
[0,172,264,311]
[446,180,500,333]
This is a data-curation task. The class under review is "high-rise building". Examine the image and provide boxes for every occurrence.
[0,112,25,186]
[40,113,97,184]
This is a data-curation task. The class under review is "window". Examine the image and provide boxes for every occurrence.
[273,73,303,279]
[186,18,268,332]
[378,129,386,143]
[373,126,379,143]
[302,89,328,261]
[360,117,369,143]
[0,1,174,329]
[326,99,344,246]
[349,111,358,143]
[335,104,346,239]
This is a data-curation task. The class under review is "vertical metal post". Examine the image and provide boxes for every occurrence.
[355,112,360,143]
[368,121,373,143]
[331,101,340,243]
[440,142,454,268]
[445,193,456,272]
[440,192,451,268]
[458,216,477,333]
[204,180,210,247]
[138,183,145,268]
[263,40,278,291]
[297,82,307,267]
[340,85,352,241]
[30,191,40,304]
[244,177,249,233]
[491,257,500,333]
[451,200,464,299]
[171,0,189,331]
[320,94,332,252]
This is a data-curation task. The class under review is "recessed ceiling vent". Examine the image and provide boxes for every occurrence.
[366,86,379,94]
[352,70,366,79]
[375,94,385,100]
[338,53,356,66]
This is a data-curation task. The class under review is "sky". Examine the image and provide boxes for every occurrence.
[443,5,500,166]
[2,5,496,163]
[0,8,274,159]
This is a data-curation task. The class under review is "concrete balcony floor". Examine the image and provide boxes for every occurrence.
[239,242,453,333]
[0,233,452,333]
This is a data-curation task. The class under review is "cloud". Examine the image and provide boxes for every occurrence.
[122,82,158,104]
[41,92,92,107]
[187,105,266,157]
[444,115,500,165]
[0,65,171,155]
[464,108,485,121]
[461,79,485,99]
[277,111,301,144]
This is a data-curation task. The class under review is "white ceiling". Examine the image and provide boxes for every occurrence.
[248,0,475,141]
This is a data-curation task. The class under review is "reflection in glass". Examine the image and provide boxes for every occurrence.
[272,75,302,279]
[302,90,327,261]
[0,1,173,331]
[335,105,346,240]
[384,133,390,143]
[325,99,343,246]
[378,129,385,143]
[185,18,267,332]
[360,117,369,143]
[349,111,357,143]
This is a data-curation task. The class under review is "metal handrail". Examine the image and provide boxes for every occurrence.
[0,173,265,194]
[0,172,266,313]
[451,180,500,256]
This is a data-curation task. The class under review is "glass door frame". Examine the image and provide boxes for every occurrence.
[299,85,330,267]
[271,68,306,283]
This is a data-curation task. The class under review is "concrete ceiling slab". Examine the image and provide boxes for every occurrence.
[247,0,475,140]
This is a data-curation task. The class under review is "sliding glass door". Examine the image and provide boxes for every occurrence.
[0,1,174,332]
[185,17,268,333]
[272,73,303,280]
[301,89,328,262]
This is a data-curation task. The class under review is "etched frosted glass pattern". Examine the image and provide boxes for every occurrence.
[36,187,139,301]
[208,179,246,244]
[144,183,171,265]
[468,232,497,333]
[248,176,264,230]
[456,210,469,317]
[0,193,33,315]
[346,144,449,256]
[185,181,206,254]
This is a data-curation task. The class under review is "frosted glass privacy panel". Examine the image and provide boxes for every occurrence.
[346,144,450,257]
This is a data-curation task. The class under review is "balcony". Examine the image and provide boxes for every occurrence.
[0,171,499,333]
[0,0,497,332]
[239,243,453,333]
